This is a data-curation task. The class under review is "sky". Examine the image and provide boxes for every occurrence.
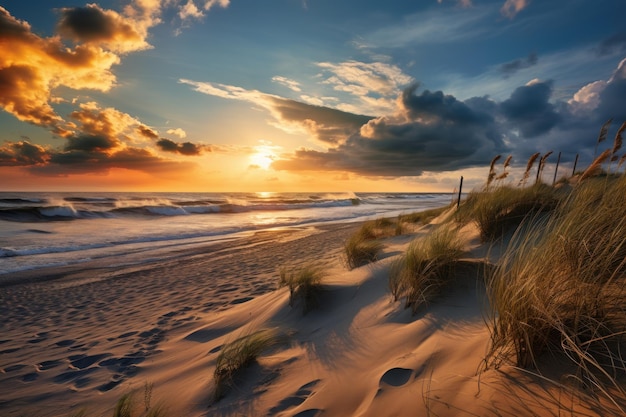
[0,0,625,192]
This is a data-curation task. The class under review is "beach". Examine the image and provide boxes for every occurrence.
[1,204,620,416]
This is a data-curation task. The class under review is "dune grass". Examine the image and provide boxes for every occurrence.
[484,175,626,406]
[456,183,562,241]
[279,264,326,314]
[344,208,451,270]
[213,328,286,401]
[344,225,385,270]
[389,225,466,314]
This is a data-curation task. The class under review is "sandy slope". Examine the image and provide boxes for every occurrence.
[0,218,618,416]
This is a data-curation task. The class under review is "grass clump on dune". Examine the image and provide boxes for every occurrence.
[389,225,466,314]
[110,385,167,417]
[485,175,626,403]
[213,328,286,401]
[456,183,561,241]
[344,225,385,270]
[279,264,326,314]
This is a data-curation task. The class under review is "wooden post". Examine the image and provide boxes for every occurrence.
[457,176,464,209]
[571,153,579,176]
[552,151,561,185]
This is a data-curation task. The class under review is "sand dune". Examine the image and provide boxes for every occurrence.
[0,218,617,416]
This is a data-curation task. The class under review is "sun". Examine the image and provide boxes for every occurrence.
[249,142,279,170]
[249,152,274,170]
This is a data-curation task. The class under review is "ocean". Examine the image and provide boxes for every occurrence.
[0,192,454,278]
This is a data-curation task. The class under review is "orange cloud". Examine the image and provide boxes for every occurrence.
[0,7,121,130]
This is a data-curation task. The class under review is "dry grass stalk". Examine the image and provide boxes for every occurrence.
[495,172,509,180]
[519,152,540,186]
[618,154,626,170]
[503,155,513,169]
[595,118,613,157]
[536,151,553,184]
[579,149,611,183]
[486,154,502,187]
[613,121,626,155]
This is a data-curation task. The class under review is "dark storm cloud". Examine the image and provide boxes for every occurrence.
[500,81,561,137]
[266,96,374,145]
[597,31,626,56]
[156,138,208,156]
[400,84,494,125]
[273,85,507,176]
[0,141,49,166]
[499,52,538,77]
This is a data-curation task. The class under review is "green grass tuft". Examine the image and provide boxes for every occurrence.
[213,328,286,401]
[389,225,466,314]
[279,264,326,314]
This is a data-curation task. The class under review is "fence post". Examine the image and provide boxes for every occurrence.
[571,154,579,176]
[457,176,464,209]
[552,151,561,185]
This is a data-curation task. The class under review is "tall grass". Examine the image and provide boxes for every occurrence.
[485,176,626,406]
[279,264,326,314]
[213,328,286,401]
[389,225,466,314]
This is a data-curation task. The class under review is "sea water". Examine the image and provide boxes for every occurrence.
[0,192,454,277]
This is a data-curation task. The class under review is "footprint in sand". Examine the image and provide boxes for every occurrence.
[379,367,413,387]
[269,379,322,414]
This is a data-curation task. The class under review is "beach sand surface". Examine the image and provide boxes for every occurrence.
[0,217,619,416]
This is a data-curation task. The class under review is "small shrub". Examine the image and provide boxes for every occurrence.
[213,328,285,401]
[389,226,465,314]
[279,264,326,314]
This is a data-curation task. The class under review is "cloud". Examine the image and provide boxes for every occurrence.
[274,84,506,176]
[316,60,413,114]
[317,61,413,97]
[272,76,302,92]
[0,141,50,166]
[180,78,374,146]
[138,125,160,140]
[69,102,143,145]
[499,52,538,77]
[167,128,187,138]
[156,138,209,155]
[0,6,129,131]
[501,0,530,19]
[57,4,151,53]
[179,0,205,20]
[500,80,561,137]
[178,0,229,22]
[0,139,191,176]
